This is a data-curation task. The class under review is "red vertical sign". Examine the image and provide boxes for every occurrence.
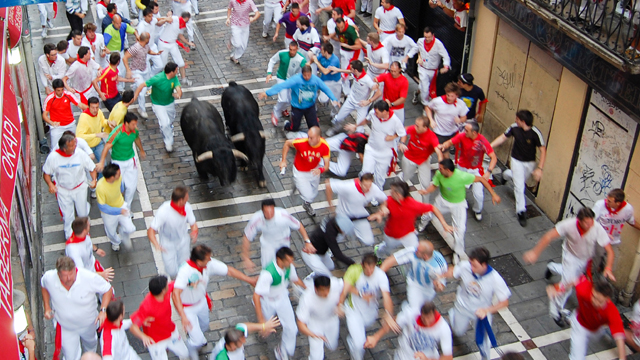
[0,6,23,360]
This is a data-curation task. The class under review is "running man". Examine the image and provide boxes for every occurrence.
[226,0,260,64]
[123,31,162,118]
[593,188,640,265]
[265,41,307,126]
[210,319,281,360]
[426,82,468,158]
[373,61,409,121]
[155,12,195,86]
[93,52,136,111]
[381,23,417,70]
[43,80,89,149]
[274,3,302,48]
[75,97,108,164]
[373,0,404,42]
[301,214,356,276]
[63,46,101,105]
[413,27,450,107]
[100,300,140,360]
[65,217,114,280]
[97,164,137,252]
[361,32,389,81]
[38,43,68,95]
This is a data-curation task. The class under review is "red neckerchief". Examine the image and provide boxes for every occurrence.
[87,35,96,46]
[108,12,115,19]
[341,23,350,34]
[179,17,187,29]
[379,110,395,122]
[354,70,366,80]
[424,38,435,52]
[170,201,187,216]
[441,95,456,106]
[237,0,246,3]
[65,234,87,245]
[383,4,395,12]
[83,108,97,117]
[416,311,441,328]
[77,57,88,66]
[371,42,383,51]
[289,12,300,22]
[576,220,587,236]
[354,179,365,195]
[47,57,57,65]
[55,149,73,157]
[605,201,627,215]
[101,319,123,333]
[186,259,205,273]
[122,125,134,135]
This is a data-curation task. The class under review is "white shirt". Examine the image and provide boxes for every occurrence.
[255,263,299,299]
[174,258,229,305]
[453,261,510,312]
[374,6,404,33]
[212,324,249,360]
[38,55,67,89]
[318,0,332,7]
[427,96,468,136]
[82,34,107,67]
[65,236,97,272]
[137,17,160,45]
[347,73,376,104]
[395,309,453,360]
[631,301,640,345]
[150,201,196,244]
[41,267,112,330]
[158,16,183,43]
[454,9,468,28]
[382,35,417,64]
[394,247,447,290]
[366,109,406,150]
[327,15,355,36]
[416,38,450,70]
[330,178,386,218]
[297,277,343,322]
[556,218,611,261]
[43,150,96,189]
[244,207,301,249]
[96,2,108,20]
[365,43,389,77]
[101,320,136,360]
[348,266,390,313]
[65,58,100,93]
[439,0,454,10]
[593,199,636,244]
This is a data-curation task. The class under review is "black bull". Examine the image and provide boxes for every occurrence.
[180,97,249,186]
[221,82,266,188]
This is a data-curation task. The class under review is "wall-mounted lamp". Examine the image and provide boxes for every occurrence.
[13,289,27,334]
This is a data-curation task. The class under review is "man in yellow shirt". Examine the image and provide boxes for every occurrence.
[76,97,108,163]
[96,163,136,252]
[104,90,135,134]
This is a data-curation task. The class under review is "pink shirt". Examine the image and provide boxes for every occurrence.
[292,0,310,14]
[228,0,258,27]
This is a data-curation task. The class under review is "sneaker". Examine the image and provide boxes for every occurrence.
[370,199,379,207]
[165,143,173,152]
[90,191,97,199]
[111,244,120,252]
[553,313,569,328]
[363,12,372,17]
[412,90,420,105]
[47,19,54,28]
[373,244,380,257]
[282,109,290,117]
[182,78,193,87]
[325,121,345,137]
[418,213,433,232]
[138,110,148,119]
[262,32,268,38]
[274,346,289,360]
[41,28,47,38]
[284,120,291,131]
[303,201,316,216]
[517,211,527,227]
[474,212,483,221]
[271,112,279,126]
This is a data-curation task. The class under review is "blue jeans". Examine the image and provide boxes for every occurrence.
[92,141,105,179]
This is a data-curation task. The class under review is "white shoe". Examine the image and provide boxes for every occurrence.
[47,19,54,28]
[111,244,120,252]
[138,110,148,119]
[262,32,268,38]
[41,28,47,38]
[418,213,433,232]
[370,199,379,207]
[90,190,97,199]
[182,78,192,87]
[165,144,173,152]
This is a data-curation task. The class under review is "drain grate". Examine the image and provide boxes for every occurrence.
[489,253,534,287]
[210,87,225,96]
[525,205,542,219]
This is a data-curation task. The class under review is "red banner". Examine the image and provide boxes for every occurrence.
[0,10,22,360]
[5,7,22,49]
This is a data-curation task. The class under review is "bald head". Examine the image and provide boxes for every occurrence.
[139,31,150,44]
[112,15,122,28]
[80,353,102,360]
[307,126,322,147]
[416,240,434,260]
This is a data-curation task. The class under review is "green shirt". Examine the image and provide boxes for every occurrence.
[107,124,139,161]
[104,24,136,52]
[335,23,359,51]
[146,72,181,106]
[432,169,476,203]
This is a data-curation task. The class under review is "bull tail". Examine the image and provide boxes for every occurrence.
[228,81,238,87]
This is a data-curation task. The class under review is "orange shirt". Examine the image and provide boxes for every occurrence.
[292,138,330,171]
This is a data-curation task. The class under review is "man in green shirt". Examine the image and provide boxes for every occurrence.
[98,112,146,209]
[265,41,307,126]
[332,17,361,95]
[133,62,182,152]
[104,14,139,91]
[420,159,500,263]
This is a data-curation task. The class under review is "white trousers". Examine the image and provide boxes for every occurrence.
[230,25,250,60]
[161,237,191,278]
[111,158,138,209]
[361,144,393,190]
[433,195,468,258]
[261,295,298,356]
[172,0,192,17]
[569,312,608,360]
[458,166,484,213]
[400,156,432,203]
[333,99,369,124]
[337,218,375,246]
[147,329,189,360]
[273,78,291,119]
[307,316,340,360]
[418,67,437,105]
[318,80,342,116]
[510,157,536,214]
[301,251,335,277]
[394,108,405,123]
[263,3,283,33]
[58,322,98,360]
[50,123,77,151]
[184,300,209,350]
[379,32,393,42]
[101,206,136,247]
[360,0,372,12]
[158,41,185,68]
[345,305,377,360]
[152,103,176,148]
[449,306,493,360]
[58,183,89,239]
[547,251,588,318]
[406,278,437,314]
[132,69,151,110]
[114,0,131,20]
[38,3,53,26]
[294,167,321,203]
[326,133,353,177]
[376,232,419,257]
[147,43,164,75]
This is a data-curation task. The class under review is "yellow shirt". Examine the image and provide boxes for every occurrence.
[104,102,128,134]
[96,177,125,208]
[76,110,107,147]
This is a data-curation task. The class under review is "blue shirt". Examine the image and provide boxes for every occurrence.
[265,73,337,109]
[319,54,341,82]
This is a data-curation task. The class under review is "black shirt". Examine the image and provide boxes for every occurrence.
[504,123,545,162]
[459,85,486,120]
[309,218,355,266]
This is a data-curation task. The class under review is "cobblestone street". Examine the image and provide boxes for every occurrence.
[28,0,640,358]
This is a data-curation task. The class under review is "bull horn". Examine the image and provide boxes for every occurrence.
[230,133,245,142]
[232,149,249,162]
[259,131,266,139]
[196,151,213,162]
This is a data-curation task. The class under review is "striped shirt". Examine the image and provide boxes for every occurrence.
[228,0,258,27]
[394,247,448,288]
[127,42,150,71]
